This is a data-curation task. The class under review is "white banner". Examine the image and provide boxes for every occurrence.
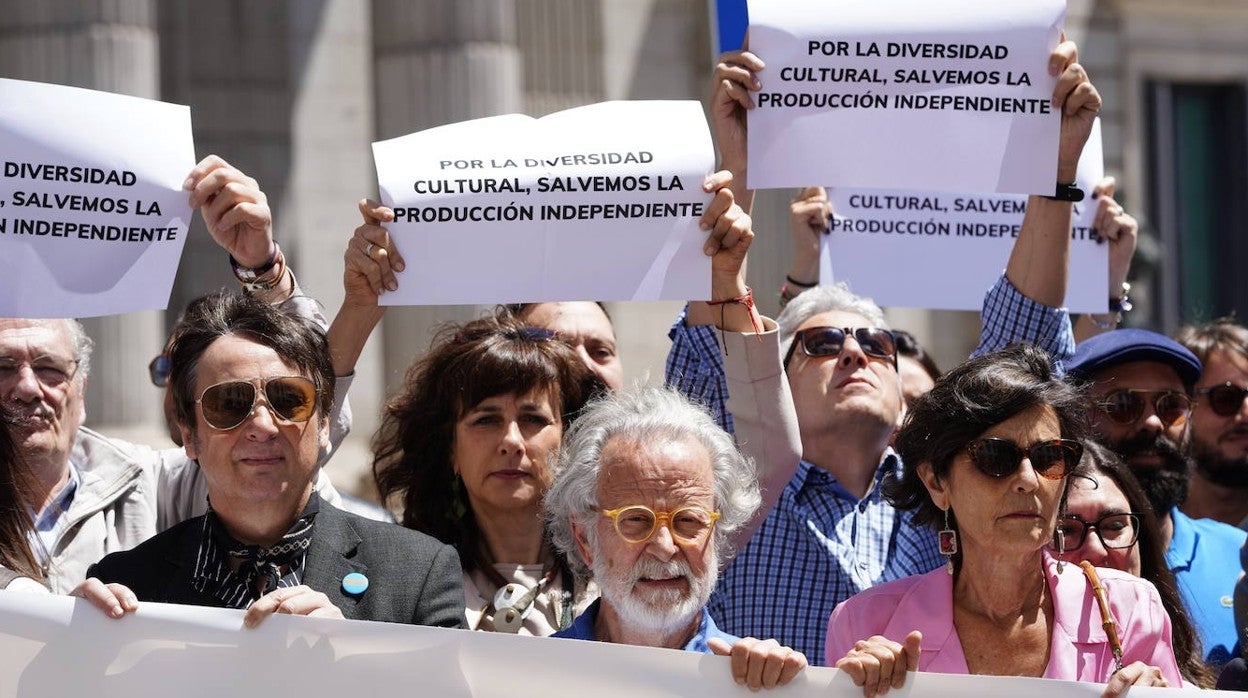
[0,78,194,318]
[0,594,1206,698]
[747,0,1064,195]
[822,121,1108,312]
[371,101,715,306]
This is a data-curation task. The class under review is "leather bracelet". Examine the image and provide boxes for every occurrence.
[784,274,816,288]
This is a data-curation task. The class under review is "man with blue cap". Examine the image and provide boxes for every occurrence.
[1068,329,1246,667]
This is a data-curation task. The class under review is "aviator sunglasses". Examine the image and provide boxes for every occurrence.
[1095,389,1192,427]
[1197,382,1248,417]
[784,326,897,367]
[964,437,1083,480]
[195,376,319,430]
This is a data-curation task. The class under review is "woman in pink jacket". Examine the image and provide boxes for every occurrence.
[826,345,1180,698]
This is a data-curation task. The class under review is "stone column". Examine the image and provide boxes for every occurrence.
[371,0,523,394]
[0,1,166,435]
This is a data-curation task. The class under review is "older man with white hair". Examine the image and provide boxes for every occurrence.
[546,386,806,691]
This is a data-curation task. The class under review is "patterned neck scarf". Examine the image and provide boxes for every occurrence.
[192,497,319,608]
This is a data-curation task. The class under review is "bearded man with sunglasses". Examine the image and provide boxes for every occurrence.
[1067,328,1246,666]
[1175,319,1248,529]
[86,292,464,627]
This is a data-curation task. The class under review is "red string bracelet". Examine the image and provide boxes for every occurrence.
[706,286,764,343]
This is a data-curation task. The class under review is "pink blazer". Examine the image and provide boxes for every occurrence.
[826,553,1183,686]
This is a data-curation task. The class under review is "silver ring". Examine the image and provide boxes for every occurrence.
[364,242,375,257]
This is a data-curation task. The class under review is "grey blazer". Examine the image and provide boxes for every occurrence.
[88,498,465,628]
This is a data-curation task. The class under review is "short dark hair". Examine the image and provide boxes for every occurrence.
[893,329,942,381]
[1070,441,1213,687]
[890,343,1088,527]
[168,291,335,436]
[373,310,604,573]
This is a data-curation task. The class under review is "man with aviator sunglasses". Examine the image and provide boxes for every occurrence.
[1176,319,1248,528]
[1068,328,1246,667]
[88,292,464,628]
[0,156,356,594]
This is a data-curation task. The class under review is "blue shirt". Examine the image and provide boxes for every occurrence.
[28,465,80,565]
[664,274,1075,665]
[553,598,739,653]
[1166,507,1246,667]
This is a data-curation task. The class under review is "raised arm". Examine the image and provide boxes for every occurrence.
[974,38,1101,363]
[327,199,406,378]
[1074,176,1138,342]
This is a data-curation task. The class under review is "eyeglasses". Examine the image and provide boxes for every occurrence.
[1095,389,1192,427]
[1196,382,1248,417]
[0,355,79,388]
[149,353,171,388]
[1056,512,1141,551]
[784,326,897,367]
[195,376,319,430]
[599,504,722,544]
[964,438,1083,480]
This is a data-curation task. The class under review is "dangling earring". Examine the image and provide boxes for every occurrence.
[1053,526,1066,574]
[938,508,958,575]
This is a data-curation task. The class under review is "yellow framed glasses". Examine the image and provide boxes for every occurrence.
[599,504,721,544]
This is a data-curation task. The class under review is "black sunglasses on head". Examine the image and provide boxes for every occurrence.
[1197,382,1248,417]
[965,437,1083,480]
[784,326,897,368]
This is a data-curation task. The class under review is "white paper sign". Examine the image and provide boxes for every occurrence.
[0,78,195,318]
[371,101,715,306]
[0,594,1203,698]
[747,0,1065,195]
[821,121,1107,313]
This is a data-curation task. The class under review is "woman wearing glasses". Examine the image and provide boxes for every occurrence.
[329,200,604,635]
[1056,441,1214,687]
[826,345,1181,698]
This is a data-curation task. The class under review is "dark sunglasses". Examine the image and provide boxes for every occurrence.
[1095,389,1192,427]
[1056,512,1141,551]
[965,437,1083,480]
[784,326,897,367]
[1197,382,1248,418]
[196,376,319,430]
[149,353,171,388]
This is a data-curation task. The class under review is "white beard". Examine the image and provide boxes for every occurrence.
[592,548,718,637]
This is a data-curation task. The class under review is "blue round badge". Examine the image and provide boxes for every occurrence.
[341,572,369,596]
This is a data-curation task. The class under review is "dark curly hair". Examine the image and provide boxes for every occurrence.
[889,343,1088,528]
[373,310,604,573]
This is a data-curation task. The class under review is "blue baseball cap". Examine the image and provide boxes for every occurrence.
[1067,328,1202,388]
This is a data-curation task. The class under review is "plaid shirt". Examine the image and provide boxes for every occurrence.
[706,455,941,664]
[666,274,1075,664]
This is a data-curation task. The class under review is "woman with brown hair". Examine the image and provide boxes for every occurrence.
[0,412,45,590]
[329,201,603,634]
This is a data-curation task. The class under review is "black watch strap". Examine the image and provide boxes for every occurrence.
[1043,182,1085,202]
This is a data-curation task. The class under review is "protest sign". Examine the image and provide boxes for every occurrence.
[0,593,1198,698]
[371,100,715,306]
[821,121,1108,312]
[0,78,194,318]
[747,0,1065,195]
